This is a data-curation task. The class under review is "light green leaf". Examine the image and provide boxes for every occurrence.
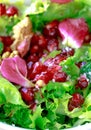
[0,75,25,105]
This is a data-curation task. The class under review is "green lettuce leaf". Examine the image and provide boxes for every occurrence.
[0,75,24,105]
[60,57,80,80]
[42,50,61,63]
[0,103,32,129]
[29,0,84,32]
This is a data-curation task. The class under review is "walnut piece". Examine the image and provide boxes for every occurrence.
[11,17,33,51]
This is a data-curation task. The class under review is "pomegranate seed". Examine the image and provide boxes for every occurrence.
[31,34,47,48]
[0,36,13,45]
[47,38,59,52]
[0,4,6,16]
[31,34,39,46]
[19,87,35,105]
[38,35,47,48]
[53,71,67,82]
[61,47,75,57]
[68,93,84,111]
[30,45,40,53]
[32,62,47,74]
[28,62,47,80]
[3,36,13,46]
[6,6,18,16]
[76,61,86,68]
[43,20,59,38]
[84,33,91,43]
[26,53,39,63]
[53,54,67,64]
[35,71,53,84]
[76,75,88,89]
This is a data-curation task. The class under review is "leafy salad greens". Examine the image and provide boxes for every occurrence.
[1,0,91,130]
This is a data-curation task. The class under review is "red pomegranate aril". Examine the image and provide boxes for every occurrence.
[53,71,67,82]
[47,38,59,52]
[35,71,53,84]
[28,62,48,80]
[61,47,75,57]
[27,53,39,63]
[0,4,6,16]
[43,20,59,38]
[3,36,13,46]
[30,34,39,46]
[53,54,67,64]
[84,33,91,43]
[0,36,13,45]
[30,45,40,53]
[76,61,86,68]
[19,87,35,105]
[32,62,47,74]
[38,35,47,48]
[68,93,84,111]
[6,6,18,16]
[31,34,47,49]
[76,75,88,89]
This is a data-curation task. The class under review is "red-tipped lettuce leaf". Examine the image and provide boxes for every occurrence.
[0,56,34,87]
[58,18,89,48]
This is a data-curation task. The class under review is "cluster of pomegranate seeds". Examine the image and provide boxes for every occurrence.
[26,20,61,64]
[0,36,13,52]
[68,93,84,111]
[0,4,6,16]
[84,33,91,43]
[6,6,18,17]
[61,47,75,57]
[53,71,67,82]
[43,20,60,38]
[0,3,18,17]
[19,87,38,109]
[47,38,59,52]
[75,75,88,90]
[19,87,35,105]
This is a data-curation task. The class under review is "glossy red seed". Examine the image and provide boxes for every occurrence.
[30,34,39,46]
[84,33,91,43]
[53,71,67,82]
[76,61,86,68]
[0,36,13,52]
[31,34,47,48]
[43,20,59,38]
[27,53,39,63]
[33,62,47,74]
[19,87,35,105]
[47,38,59,52]
[30,45,40,53]
[61,47,75,57]
[53,54,67,64]
[38,35,47,48]
[28,62,47,80]
[35,71,53,84]
[6,6,18,16]
[0,4,6,16]
[3,36,13,46]
[76,76,88,89]
[68,93,84,111]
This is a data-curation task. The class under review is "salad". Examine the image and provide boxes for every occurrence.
[0,0,91,129]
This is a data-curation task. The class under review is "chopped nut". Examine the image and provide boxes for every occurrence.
[11,16,33,51]
[9,50,19,58]
[2,51,10,59]
[36,80,46,87]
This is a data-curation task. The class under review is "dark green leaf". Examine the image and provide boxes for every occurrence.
[80,62,91,82]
